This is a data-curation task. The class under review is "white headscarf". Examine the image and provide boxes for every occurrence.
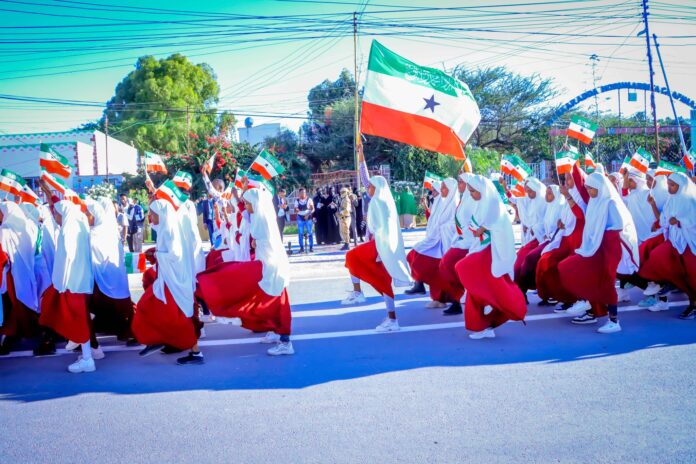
[543,187,579,255]
[661,172,696,254]
[150,199,194,317]
[367,176,412,286]
[467,175,516,279]
[19,202,52,299]
[0,202,39,311]
[453,173,476,250]
[52,201,94,294]
[38,204,58,278]
[86,200,130,299]
[541,185,566,242]
[179,199,206,275]
[648,171,670,211]
[576,173,639,273]
[522,177,547,242]
[242,188,290,296]
[624,171,659,243]
[414,177,459,257]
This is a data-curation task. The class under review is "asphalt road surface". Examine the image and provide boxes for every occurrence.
[1,229,695,463]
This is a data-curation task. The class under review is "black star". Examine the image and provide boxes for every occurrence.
[423,94,440,113]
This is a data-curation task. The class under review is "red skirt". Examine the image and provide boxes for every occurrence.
[407,249,452,302]
[438,248,469,302]
[142,267,157,292]
[536,235,577,304]
[0,273,39,338]
[638,234,664,265]
[516,240,548,293]
[196,260,292,335]
[205,249,225,269]
[558,230,622,317]
[90,282,135,337]
[639,240,696,300]
[514,239,539,283]
[345,240,394,298]
[39,286,91,344]
[132,284,198,350]
[456,247,527,332]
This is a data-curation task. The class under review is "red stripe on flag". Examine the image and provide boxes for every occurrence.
[629,158,648,173]
[250,161,273,180]
[567,129,593,145]
[39,159,71,178]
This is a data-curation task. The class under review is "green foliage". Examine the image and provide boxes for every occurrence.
[264,129,312,190]
[307,68,355,119]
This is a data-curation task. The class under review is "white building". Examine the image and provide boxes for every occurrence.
[237,123,281,146]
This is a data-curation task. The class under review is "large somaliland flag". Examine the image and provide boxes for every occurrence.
[360,41,480,160]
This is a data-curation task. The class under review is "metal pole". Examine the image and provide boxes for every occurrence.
[652,33,689,157]
[352,11,361,191]
[618,88,622,152]
[641,0,661,162]
[104,113,110,183]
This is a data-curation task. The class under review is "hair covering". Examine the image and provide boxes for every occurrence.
[414,177,459,257]
[543,187,579,255]
[650,173,670,211]
[367,176,412,286]
[179,199,206,275]
[452,173,477,250]
[242,188,290,296]
[466,175,516,278]
[19,202,52,298]
[150,199,194,317]
[85,199,130,299]
[541,185,567,242]
[576,173,639,272]
[661,172,696,254]
[515,177,546,243]
[38,204,58,277]
[0,202,39,311]
[624,171,659,243]
[609,172,623,193]
[52,200,94,294]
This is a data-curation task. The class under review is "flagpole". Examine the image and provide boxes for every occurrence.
[352,11,361,191]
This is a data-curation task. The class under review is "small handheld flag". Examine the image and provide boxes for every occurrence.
[172,171,193,190]
[250,149,285,180]
[19,184,39,205]
[584,153,597,173]
[0,169,26,198]
[554,151,576,175]
[40,168,67,195]
[629,148,653,174]
[567,115,598,145]
[654,160,687,176]
[246,173,275,195]
[234,168,246,189]
[39,143,72,179]
[423,171,445,191]
[154,180,187,210]
[500,154,532,182]
[144,151,168,174]
[204,152,216,174]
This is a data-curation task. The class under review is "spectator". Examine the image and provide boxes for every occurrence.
[294,188,315,253]
[273,189,289,241]
[116,194,129,245]
[126,198,145,252]
[200,194,215,242]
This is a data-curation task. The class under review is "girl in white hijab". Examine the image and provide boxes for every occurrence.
[132,199,203,365]
[455,175,527,339]
[343,176,412,333]
[406,177,459,308]
[439,173,477,316]
[0,202,40,355]
[38,200,97,373]
[196,188,293,355]
[512,178,547,299]
[639,172,696,318]
[19,203,51,300]
[557,172,639,334]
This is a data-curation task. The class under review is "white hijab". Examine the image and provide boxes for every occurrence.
[86,200,130,299]
[179,199,206,275]
[522,177,547,242]
[543,187,579,255]
[467,175,517,279]
[661,172,696,254]
[648,170,670,211]
[52,201,94,294]
[541,185,566,242]
[150,199,194,317]
[367,176,412,286]
[453,173,477,250]
[19,202,52,299]
[414,177,459,257]
[0,202,39,311]
[38,204,58,277]
[576,173,639,273]
[243,188,290,296]
[624,171,659,243]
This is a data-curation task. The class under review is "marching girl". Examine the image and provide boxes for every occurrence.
[342,176,412,332]
[438,173,477,316]
[404,180,441,296]
[535,172,587,313]
[19,203,52,302]
[512,177,547,299]
[85,199,135,344]
[0,202,40,355]
[196,187,294,355]
[132,199,203,365]
[557,172,640,333]
[39,201,98,372]
[639,172,696,319]
[405,177,459,309]
[455,175,527,339]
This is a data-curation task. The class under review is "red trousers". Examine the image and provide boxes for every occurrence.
[407,249,452,302]
[640,240,696,301]
[536,236,577,304]
[0,273,39,339]
[132,284,199,350]
[345,240,394,298]
[39,286,91,344]
[438,247,469,302]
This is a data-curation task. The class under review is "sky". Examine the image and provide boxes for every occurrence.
[0,0,695,138]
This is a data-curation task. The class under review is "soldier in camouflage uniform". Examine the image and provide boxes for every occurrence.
[338,187,353,251]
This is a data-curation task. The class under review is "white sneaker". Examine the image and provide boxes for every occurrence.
[200,314,216,323]
[91,347,105,360]
[267,341,295,356]
[375,318,400,333]
[616,288,631,303]
[643,282,662,296]
[341,291,366,305]
[68,357,96,373]
[460,290,467,305]
[65,341,79,351]
[566,300,591,316]
[425,301,447,309]
[216,317,242,326]
[648,299,670,312]
[469,328,496,340]
[199,328,207,339]
[597,320,622,334]
[260,332,281,344]
[483,305,493,316]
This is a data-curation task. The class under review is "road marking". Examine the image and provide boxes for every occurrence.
[1,301,688,359]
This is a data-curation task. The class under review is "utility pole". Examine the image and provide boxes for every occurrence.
[652,33,689,157]
[104,113,110,183]
[352,11,361,191]
[590,54,601,159]
[186,105,191,155]
[641,0,661,162]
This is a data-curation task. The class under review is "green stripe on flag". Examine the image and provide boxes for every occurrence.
[257,149,285,176]
[40,143,71,167]
[0,169,26,186]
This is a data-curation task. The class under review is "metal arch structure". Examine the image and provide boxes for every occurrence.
[546,82,696,125]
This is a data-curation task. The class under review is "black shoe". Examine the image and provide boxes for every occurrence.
[126,338,141,347]
[571,312,597,325]
[554,303,572,314]
[177,352,205,365]
[341,243,350,251]
[679,306,696,320]
[443,302,463,316]
[404,282,426,295]
[139,344,165,357]
[309,247,314,253]
[33,341,57,357]
[538,299,557,307]
[160,345,184,355]
[299,248,305,253]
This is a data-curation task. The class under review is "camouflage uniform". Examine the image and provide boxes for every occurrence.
[339,188,353,245]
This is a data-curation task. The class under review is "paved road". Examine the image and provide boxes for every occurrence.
[1,229,695,463]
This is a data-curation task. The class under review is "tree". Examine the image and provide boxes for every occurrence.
[102,54,220,154]
[307,68,355,120]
